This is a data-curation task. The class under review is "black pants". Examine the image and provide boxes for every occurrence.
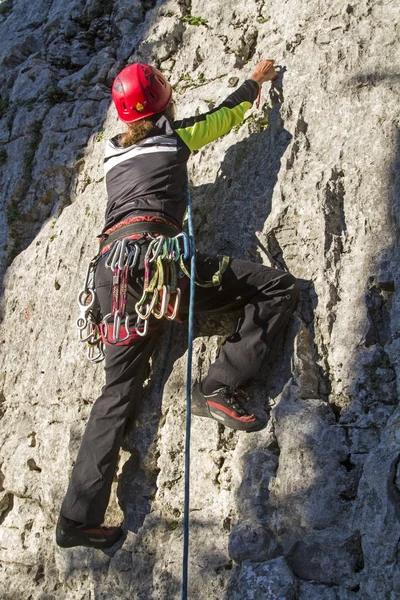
[60,252,299,525]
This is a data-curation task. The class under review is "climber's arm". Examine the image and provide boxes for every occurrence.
[174,60,276,152]
[174,80,259,152]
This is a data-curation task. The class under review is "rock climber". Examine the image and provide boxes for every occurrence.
[56,59,300,549]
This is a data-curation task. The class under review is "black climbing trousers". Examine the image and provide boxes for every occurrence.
[60,253,300,525]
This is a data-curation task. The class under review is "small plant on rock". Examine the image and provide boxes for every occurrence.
[182,15,208,27]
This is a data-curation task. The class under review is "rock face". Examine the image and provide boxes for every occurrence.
[0,0,399,598]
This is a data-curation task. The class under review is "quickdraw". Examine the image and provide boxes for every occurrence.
[101,238,145,345]
[76,256,105,363]
[135,233,189,322]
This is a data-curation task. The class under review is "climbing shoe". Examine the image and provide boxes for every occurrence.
[191,382,266,432]
[56,516,123,549]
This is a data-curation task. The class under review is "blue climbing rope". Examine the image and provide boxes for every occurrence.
[182,173,196,600]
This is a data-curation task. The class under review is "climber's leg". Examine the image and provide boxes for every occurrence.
[59,330,161,527]
[181,254,299,430]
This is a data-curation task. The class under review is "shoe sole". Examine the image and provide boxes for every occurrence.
[56,528,123,549]
[57,537,122,549]
[192,403,266,432]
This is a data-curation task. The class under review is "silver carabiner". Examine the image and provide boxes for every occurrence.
[101,314,113,344]
[127,243,140,273]
[117,238,129,270]
[105,242,121,270]
[145,237,159,262]
[116,311,131,343]
[87,340,105,363]
[165,287,181,321]
[135,289,158,320]
[106,239,125,271]
[153,285,170,319]
[148,236,165,263]
[135,316,149,337]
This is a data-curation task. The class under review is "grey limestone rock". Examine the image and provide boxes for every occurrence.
[299,582,360,600]
[230,557,298,600]
[229,520,280,563]
[0,0,399,597]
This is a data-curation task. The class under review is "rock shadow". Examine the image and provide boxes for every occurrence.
[222,75,400,600]
[190,70,292,263]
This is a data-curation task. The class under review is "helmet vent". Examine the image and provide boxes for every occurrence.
[112,63,171,123]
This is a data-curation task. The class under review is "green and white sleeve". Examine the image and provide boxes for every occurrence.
[173,80,260,152]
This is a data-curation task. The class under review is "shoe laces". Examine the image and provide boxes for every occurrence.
[221,387,250,416]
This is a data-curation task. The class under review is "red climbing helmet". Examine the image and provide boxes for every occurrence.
[112,63,172,123]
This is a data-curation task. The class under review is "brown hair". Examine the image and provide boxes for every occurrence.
[120,102,175,148]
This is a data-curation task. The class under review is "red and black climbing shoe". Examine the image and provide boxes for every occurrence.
[191,382,266,432]
[56,516,123,549]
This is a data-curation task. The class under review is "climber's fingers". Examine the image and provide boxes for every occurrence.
[250,59,277,84]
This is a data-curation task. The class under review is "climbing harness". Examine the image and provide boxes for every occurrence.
[99,232,190,346]
[76,229,229,358]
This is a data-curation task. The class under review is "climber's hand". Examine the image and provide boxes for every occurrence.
[250,60,277,85]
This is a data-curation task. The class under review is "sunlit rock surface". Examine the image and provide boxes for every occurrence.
[0,0,399,598]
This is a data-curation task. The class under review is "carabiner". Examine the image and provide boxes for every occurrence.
[105,241,121,270]
[128,243,140,272]
[101,312,130,344]
[135,316,149,337]
[87,339,105,363]
[153,285,170,319]
[145,237,159,261]
[113,310,131,343]
[174,232,189,260]
[101,314,113,344]
[148,236,165,263]
[135,289,158,320]
[165,287,182,321]
[117,238,129,270]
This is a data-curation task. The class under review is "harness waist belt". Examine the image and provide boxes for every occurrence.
[99,221,180,252]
